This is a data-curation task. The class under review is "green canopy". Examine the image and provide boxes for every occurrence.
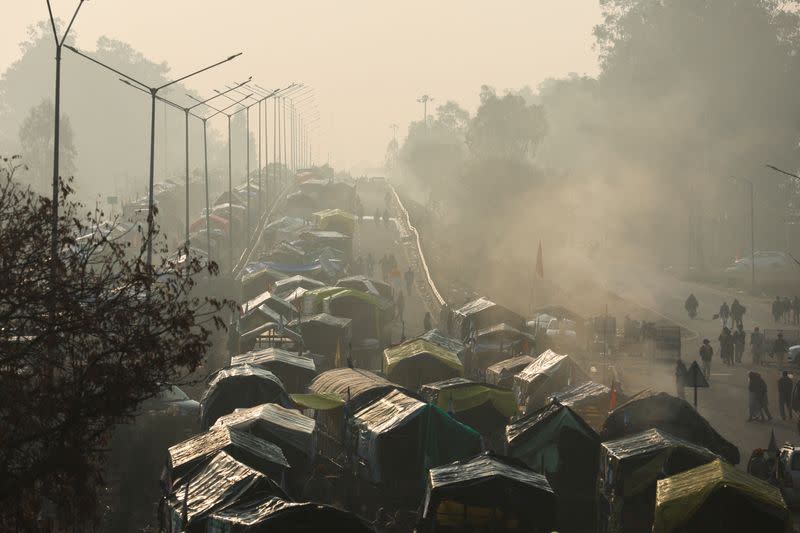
[290,392,345,410]
[384,339,464,374]
[422,378,516,418]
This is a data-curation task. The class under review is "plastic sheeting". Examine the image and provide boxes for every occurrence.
[384,339,464,374]
[514,350,590,413]
[200,365,291,429]
[652,459,791,533]
[552,381,616,432]
[485,355,535,388]
[421,378,516,418]
[308,368,400,411]
[213,404,315,456]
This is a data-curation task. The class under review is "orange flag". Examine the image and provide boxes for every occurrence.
[535,241,544,279]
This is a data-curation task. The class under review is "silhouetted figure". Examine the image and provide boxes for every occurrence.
[719,301,730,327]
[423,311,432,332]
[675,357,687,399]
[685,293,698,319]
[779,371,794,420]
[718,327,734,365]
[404,267,414,295]
[700,339,713,380]
[751,326,764,366]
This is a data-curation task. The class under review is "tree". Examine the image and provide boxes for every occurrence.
[0,156,228,529]
[19,99,76,192]
[435,100,470,135]
[466,85,547,160]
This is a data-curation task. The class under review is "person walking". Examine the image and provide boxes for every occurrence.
[755,373,773,421]
[675,357,687,400]
[719,302,730,328]
[751,326,764,366]
[423,311,432,332]
[748,372,762,422]
[719,326,734,366]
[779,370,794,420]
[772,332,789,369]
[685,293,698,319]
[404,267,415,295]
[700,339,713,380]
[733,324,746,364]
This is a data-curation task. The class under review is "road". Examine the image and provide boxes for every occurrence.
[596,260,799,463]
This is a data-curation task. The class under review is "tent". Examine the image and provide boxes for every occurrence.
[231,348,316,394]
[513,349,590,414]
[652,459,791,533]
[453,297,526,340]
[190,213,229,234]
[313,208,357,236]
[303,287,391,345]
[601,392,740,465]
[384,338,464,390]
[336,275,394,300]
[351,389,482,486]
[598,429,720,533]
[264,216,307,243]
[167,426,289,483]
[551,380,618,432]
[506,402,600,532]
[238,294,297,353]
[419,452,556,533]
[420,377,515,446]
[297,230,352,257]
[475,322,536,356]
[206,497,376,533]
[240,267,288,301]
[485,355,535,389]
[200,365,292,429]
[166,451,287,533]
[272,274,327,298]
[418,329,466,359]
[287,313,352,368]
[215,190,247,207]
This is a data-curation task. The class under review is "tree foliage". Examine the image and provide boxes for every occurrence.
[18,99,77,193]
[0,156,228,529]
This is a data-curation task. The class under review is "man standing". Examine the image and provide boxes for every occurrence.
[733,324,746,364]
[751,326,764,366]
[700,339,713,380]
[675,357,687,400]
[719,302,730,328]
[779,371,794,420]
[772,332,789,369]
[719,327,734,366]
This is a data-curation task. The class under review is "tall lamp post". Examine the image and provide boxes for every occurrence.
[417,94,433,127]
[65,45,242,266]
[45,0,87,279]
[728,176,756,293]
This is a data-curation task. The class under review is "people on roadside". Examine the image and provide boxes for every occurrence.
[685,293,698,319]
[748,372,763,422]
[772,332,789,369]
[733,324,746,364]
[773,296,783,324]
[719,326,734,366]
[719,302,730,327]
[756,373,773,421]
[700,339,713,380]
[779,371,794,420]
[675,357,687,400]
[731,298,746,328]
[404,267,415,295]
[751,326,764,366]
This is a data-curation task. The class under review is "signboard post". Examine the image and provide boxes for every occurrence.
[684,361,710,408]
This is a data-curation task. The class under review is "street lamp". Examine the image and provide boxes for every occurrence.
[728,176,756,293]
[65,45,242,267]
[417,94,433,127]
[45,0,87,280]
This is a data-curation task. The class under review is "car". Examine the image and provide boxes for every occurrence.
[777,445,800,508]
[724,251,799,286]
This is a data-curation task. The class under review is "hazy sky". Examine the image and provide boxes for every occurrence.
[3,1,601,173]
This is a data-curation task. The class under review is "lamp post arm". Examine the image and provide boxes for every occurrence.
[158,52,243,91]
[65,45,149,89]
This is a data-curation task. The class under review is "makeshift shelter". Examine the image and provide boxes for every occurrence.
[263,242,307,266]
[506,403,600,532]
[652,459,791,533]
[264,216,307,243]
[454,297,526,340]
[272,275,327,298]
[598,429,720,533]
[419,452,556,533]
[200,365,292,429]
[206,497,376,533]
[298,230,352,257]
[336,275,394,300]
[213,203,246,224]
[166,451,287,533]
[313,208,357,235]
[238,293,296,353]
[601,392,740,465]
[513,349,590,414]
[552,380,617,432]
[303,287,391,345]
[240,267,288,301]
[285,191,319,216]
[420,378,515,445]
[351,390,482,487]
[231,348,316,393]
[475,322,536,354]
[485,355,535,389]
[418,329,466,359]
[287,313,351,369]
[384,338,464,390]
[190,213,229,235]
[167,426,289,483]
[215,190,247,207]
[213,404,315,494]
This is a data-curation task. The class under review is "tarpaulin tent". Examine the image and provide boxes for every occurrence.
[167,426,289,483]
[190,213,229,234]
[200,365,292,429]
[453,297,526,341]
[206,496,376,533]
[506,402,600,532]
[420,377,514,446]
[475,322,536,356]
[298,230,352,257]
[215,190,247,207]
[272,275,327,298]
[231,348,316,394]
[336,275,394,300]
[485,355,535,389]
[418,329,466,360]
[166,451,287,533]
[352,389,482,485]
[601,392,740,465]
[313,208,357,236]
[419,452,556,533]
[552,381,619,432]
[384,338,464,390]
[652,459,791,533]
[238,294,297,354]
[264,216,307,243]
[240,267,288,301]
[303,287,391,346]
[213,404,315,495]
[287,313,352,369]
[263,242,308,266]
[513,349,590,414]
[599,429,720,533]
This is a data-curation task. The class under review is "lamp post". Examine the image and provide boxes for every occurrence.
[727,176,756,293]
[417,94,433,127]
[45,0,86,281]
[65,45,242,266]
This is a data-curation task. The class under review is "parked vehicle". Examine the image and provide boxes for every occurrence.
[777,444,800,507]
[724,251,799,286]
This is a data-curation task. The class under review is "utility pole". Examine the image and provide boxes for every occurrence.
[390,123,399,143]
[417,95,433,127]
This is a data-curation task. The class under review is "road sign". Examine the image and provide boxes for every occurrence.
[685,361,709,408]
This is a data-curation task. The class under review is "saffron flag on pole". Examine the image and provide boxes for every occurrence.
[335,337,343,368]
[535,241,544,279]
